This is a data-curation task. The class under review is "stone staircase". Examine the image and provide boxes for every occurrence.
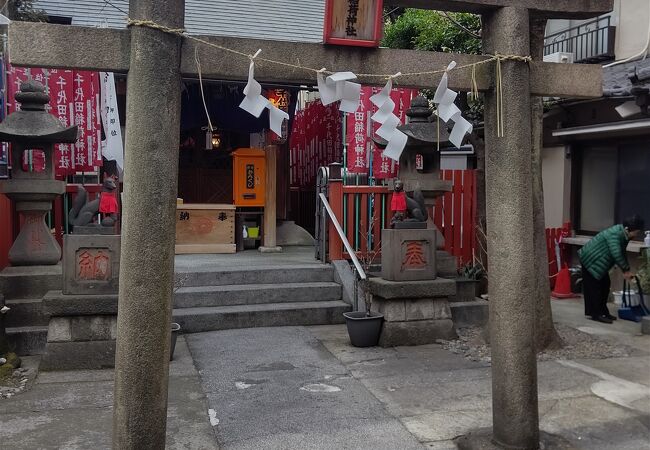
[172,264,350,333]
[1,265,61,355]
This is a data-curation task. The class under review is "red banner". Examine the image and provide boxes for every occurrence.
[289,101,342,188]
[346,86,417,179]
[266,89,290,144]
[6,64,101,177]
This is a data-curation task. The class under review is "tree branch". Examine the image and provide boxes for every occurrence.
[441,11,482,39]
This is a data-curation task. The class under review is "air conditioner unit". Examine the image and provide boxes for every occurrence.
[543,52,574,64]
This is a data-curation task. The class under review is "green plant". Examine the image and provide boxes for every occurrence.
[459,262,485,281]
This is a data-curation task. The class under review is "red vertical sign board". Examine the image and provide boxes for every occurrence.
[289,101,342,188]
[346,86,417,179]
[345,88,371,174]
[6,64,101,177]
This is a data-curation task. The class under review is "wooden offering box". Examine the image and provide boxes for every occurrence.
[175,204,236,254]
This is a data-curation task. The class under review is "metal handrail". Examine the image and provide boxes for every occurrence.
[318,192,367,281]
[543,16,613,62]
[544,16,610,42]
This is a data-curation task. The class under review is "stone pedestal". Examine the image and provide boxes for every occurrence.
[63,234,120,295]
[40,290,118,370]
[366,277,457,347]
[38,233,121,369]
[381,228,437,281]
[0,181,66,266]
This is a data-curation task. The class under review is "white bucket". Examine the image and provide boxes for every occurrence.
[612,291,640,307]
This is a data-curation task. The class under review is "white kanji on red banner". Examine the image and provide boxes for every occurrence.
[6,63,101,177]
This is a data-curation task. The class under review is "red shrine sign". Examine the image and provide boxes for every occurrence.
[323,0,384,47]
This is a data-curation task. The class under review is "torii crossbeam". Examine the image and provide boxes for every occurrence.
[7,1,612,449]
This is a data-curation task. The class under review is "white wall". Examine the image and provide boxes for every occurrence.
[615,0,650,60]
[542,146,571,228]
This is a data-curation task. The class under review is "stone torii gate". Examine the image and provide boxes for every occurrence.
[7,0,610,448]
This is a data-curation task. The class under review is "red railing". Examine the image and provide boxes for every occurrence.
[433,170,477,267]
[327,169,477,268]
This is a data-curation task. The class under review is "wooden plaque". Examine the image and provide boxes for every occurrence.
[323,0,384,47]
[175,204,236,254]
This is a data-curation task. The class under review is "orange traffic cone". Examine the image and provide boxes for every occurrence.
[551,266,575,299]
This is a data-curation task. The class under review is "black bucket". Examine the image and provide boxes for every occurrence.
[170,323,181,361]
[343,311,384,347]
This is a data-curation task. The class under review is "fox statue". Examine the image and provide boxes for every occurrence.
[68,178,119,229]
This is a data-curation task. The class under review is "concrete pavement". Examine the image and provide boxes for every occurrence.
[1,297,649,449]
[0,337,217,449]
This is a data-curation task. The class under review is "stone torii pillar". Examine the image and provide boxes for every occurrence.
[111,1,184,449]
[481,7,539,448]
[6,1,610,448]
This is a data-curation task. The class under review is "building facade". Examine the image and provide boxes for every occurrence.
[543,2,650,234]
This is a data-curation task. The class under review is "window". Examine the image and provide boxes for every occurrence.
[575,141,650,234]
[47,16,72,25]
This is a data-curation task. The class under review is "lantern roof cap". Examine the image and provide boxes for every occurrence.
[374,95,451,147]
[0,79,78,143]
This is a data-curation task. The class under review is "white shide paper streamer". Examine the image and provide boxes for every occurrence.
[239,55,289,136]
[317,71,361,113]
[433,61,473,148]
[369,77,408,162]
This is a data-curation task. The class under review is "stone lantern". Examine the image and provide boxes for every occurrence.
[376,94,453,205]
[0,79,78,266]
[366,95,459,347]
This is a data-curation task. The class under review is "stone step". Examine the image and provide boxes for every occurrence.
[4,298,49,327]
[174,282,342,308]
[6,326,48,356]
[175,264,334,287]
[173,300,350,333]
[0,265,62,299]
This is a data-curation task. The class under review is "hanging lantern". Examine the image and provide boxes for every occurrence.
[211,130,221,149]
[205,129,222,150]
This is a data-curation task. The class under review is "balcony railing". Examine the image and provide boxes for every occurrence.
[544,16,616,63]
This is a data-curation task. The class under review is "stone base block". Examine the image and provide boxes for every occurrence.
[72,225,118,235]
[436,251,457,277]
[378,318,456,347]
[0,265,62,300]
[455,428,574,450]
[40,340,116,371]
[63,234,120,295]
[381,228,437,281]
[366,277,456,299]
[43,291,118,316]
[450,300,489,327]
[373,297,451,322]
[48,315,117,343]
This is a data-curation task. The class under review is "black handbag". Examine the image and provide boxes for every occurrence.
[618,276,649,322]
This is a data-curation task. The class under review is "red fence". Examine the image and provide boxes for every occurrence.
[327,169,477,268]
[433,170,477,267]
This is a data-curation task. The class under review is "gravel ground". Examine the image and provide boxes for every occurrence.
[0,366,36,399]
[437,324,632,363]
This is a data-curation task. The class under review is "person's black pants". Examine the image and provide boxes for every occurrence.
[582,266,611,318]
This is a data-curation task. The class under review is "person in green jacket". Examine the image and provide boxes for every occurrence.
[579,215,644,323]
